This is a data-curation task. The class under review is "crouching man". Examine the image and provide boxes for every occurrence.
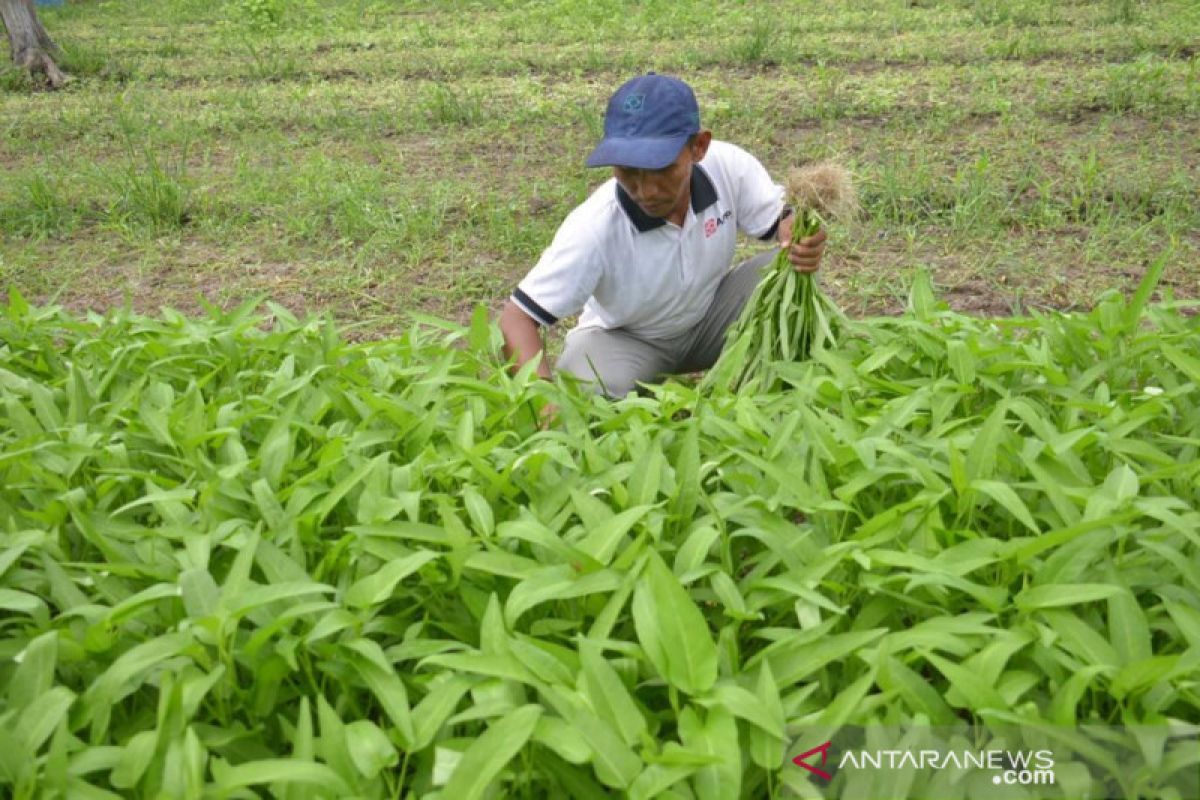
[499,72,825,397]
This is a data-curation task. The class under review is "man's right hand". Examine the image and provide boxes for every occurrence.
[778,218,827,274]
[538,402,559,430]
[498,300,553,380]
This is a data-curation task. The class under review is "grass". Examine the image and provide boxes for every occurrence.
[0,0,1197,334]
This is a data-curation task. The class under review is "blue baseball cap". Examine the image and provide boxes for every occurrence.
[585,73,701,170]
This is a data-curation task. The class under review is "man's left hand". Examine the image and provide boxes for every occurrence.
[777,217,826,274]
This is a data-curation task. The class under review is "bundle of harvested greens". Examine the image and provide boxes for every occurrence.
[703,162,857,392]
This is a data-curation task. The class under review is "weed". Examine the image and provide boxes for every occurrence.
[112,148,191,231]
[234,0,286,33]
[0,66,34,93]
[971,0,1057,28]
[726,19,776,67]
[111,113,194,232]
[420,83,484,126]
[1107,0,1140,25]
[57,41,130,81]
[0,173,79,238]
[1106,54,1173,115]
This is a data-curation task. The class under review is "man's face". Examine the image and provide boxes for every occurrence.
[612,132,711,220]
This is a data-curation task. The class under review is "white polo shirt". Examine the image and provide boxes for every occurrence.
[511,140,786,340]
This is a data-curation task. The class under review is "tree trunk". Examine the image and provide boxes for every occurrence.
[0,0,68,88]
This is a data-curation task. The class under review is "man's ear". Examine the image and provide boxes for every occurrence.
[691,130,713,162]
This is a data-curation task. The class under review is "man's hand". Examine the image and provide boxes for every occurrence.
[499,300,553,380]
[777,216,827,274]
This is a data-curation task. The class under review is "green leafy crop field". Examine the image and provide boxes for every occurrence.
[2,267,1199,797]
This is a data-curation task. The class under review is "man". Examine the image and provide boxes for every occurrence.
[499,72,826,397]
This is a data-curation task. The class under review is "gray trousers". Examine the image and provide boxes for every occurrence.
[556,249,778,397]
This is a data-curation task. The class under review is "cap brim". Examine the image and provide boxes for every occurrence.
[585,135,690,169]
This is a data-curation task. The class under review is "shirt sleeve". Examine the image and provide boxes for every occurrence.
[725,143,786,240]
[511,207,603,327]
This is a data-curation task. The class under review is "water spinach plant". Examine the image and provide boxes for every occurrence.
[1,262,1198,798]
[704,163,858,393]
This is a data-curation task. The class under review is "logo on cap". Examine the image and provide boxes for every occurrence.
[623,94,645,113]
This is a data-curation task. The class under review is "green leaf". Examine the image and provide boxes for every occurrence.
[468,302,494,354]
[923,651,1009,711]
[539,751,611,800]
[1108,589,1152,665]
[907,269,937,320]
[752,627,886,686]
[575,504,654,566]
[227,580,335,618]
[628,763,697,800]
[703,682,783,741]
[314,453,387,524]
[81,633,192,737]
[946,339,976,384]
[316,694,358,790]
[462,486,495,537]
[626,441,665,507]
[7,630,56,711]
[673,524,720,575]
[258,408,295,489]
[803,678,870,752]
[160,726,206,799]
[962,631,1033,688]
[505,565,622,627]
[419,652,537,685]
[532,715,592,765]
[1111,655,1182,699]
[442,704,542,800]
[1042,609,1120,668]
[970,478,1039,534]
[1125,248,1168,329]
[580,640,646,747]
[18,686,75,753]
[111,731,158,790]
[678,704,741,800]
[344,720,397,778]
[541,686,642,789]
[747,662,786,770]
[412,675,474,750]
[632,550,718,695]
[178,567,220,618]
[709,571,758,621]
[671,424,701,527]
[1163,600,1200,650]
[1048,666,1107,726]
[1161,341,1200,383]
[1016,583,1122,611]
[344,550,438,609]
[0,539,32,581]
[342,639,416,747]
[251,478,287,531]
[215,759,351,795]
[1102,463,1139,504]
[965,401,1008,482]
[289,697,314,777]
[878,654,956,724]
[6,286,30,318]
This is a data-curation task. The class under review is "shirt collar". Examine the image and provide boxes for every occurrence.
[615,164,719,232]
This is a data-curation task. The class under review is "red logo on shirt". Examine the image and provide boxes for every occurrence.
[704,210,733,239]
